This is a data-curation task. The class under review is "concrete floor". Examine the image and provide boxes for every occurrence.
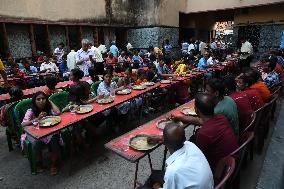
[0,98,283,189]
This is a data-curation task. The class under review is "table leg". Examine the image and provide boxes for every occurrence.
[134,161,139,189]
[162,146,168,171]
[148,154,153,171]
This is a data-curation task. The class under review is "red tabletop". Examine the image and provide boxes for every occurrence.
[105,100,195,163]
[24,84,160,139]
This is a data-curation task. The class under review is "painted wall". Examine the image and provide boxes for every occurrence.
[0,0,179,27]
[234,3,284,25]
[180,0,284,13]
[0,0,106,22]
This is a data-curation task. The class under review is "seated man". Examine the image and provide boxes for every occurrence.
[205,78,239,136]
[224,76,253,132]
[139,122,214,189]
[40,56,59,73]
[244,69,270,102]
[263,55,279,88]
[197,50,214,70]
[236,74,264,111]
[172,93,239,171]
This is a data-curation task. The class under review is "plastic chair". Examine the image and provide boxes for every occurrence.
[230,131,255,188]
[214,156,236,189]
[14,98,37,174]
[112,76,120,83]
[242,111,256,133]
[254,95,277,152]
[49,91,69,112]
[91,81,101,96]
[5,102,18,151]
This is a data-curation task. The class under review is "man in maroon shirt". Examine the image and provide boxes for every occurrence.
[236,75,264,111]
[224,76,254,132]
[172,93,239,171]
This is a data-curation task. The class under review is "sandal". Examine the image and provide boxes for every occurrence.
[50,166,58,176]
[36,165,45,173]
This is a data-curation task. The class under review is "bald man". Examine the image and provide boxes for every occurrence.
[172,93,238,172]
[139,122,214,189]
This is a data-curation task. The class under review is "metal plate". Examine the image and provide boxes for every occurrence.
[156,119,174,130]
[160,80,171,84]
[75,105,93,114]
[181,107,197,116]
[39,116,61,127]
[129,134,159,151]
[97,98,114,104]
[116,89,132,95]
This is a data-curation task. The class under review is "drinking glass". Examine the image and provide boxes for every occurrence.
[110,89,116,99]
[32,119,39,130]
[69,105,76,115]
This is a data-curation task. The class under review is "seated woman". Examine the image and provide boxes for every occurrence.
[44,76,62,95]
[21,92,61,175]
[69,68,84,86]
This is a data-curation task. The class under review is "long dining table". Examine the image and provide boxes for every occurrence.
[24,83,162,140]
[105,100,195,189]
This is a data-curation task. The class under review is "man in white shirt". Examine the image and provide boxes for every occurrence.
[76,39,96,76]
[188,39,195,53]
[40,56,59,73]
[53,42,65,65]
[199,40,207,55]
[139,123,214,189]
[67,48,77,71]
[90,43,104,74]
[239,37,253,70]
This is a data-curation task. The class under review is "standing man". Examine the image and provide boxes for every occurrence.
[76,39,96,76]
[67,47,77,71]
[53,42,65,65]
[90,43,104,75]
[109,41,119,57]
[240,37,253,70]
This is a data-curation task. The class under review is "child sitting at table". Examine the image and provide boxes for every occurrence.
[97,70,130,132]
[117,68,135,87]
[44,76,62,95]
[69,68,84,86]
[21,91,61,175]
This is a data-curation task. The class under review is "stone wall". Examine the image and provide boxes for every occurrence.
[82,27,94,45]
[49,26,66,52]
[258,24,284,53]
[6,24,32,58]
[233,24,284,55]
[127,27,179,49]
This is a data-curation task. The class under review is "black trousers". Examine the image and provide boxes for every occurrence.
[137,170,165,189]
[95,62,104,75]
